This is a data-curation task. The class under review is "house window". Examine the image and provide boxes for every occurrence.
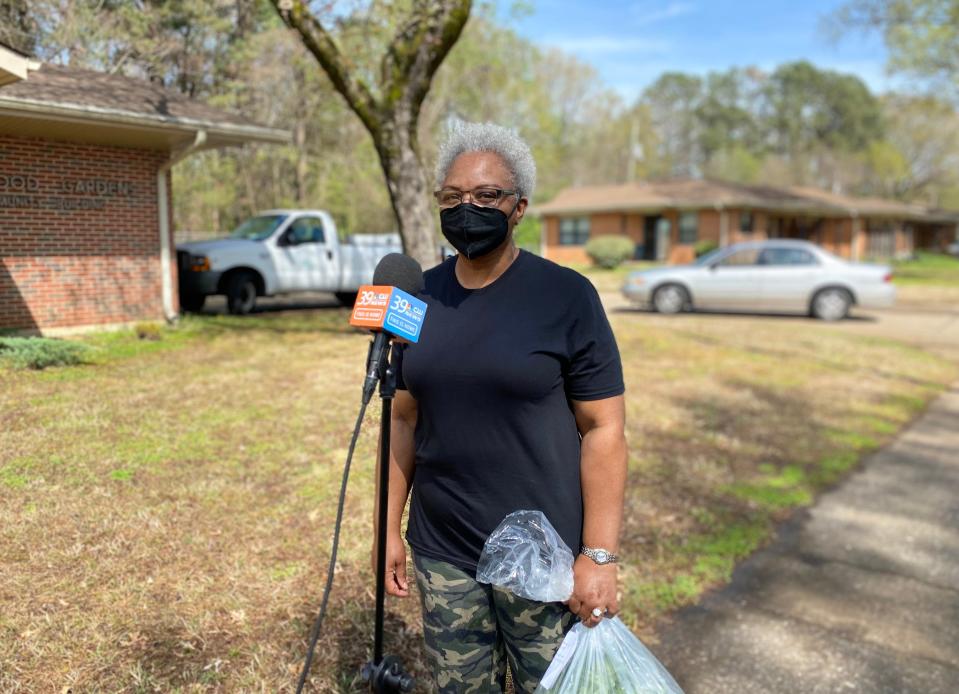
[866,219,896,258]
[559,217,590,245]
[678,212,698,244]
[740,211,754,233]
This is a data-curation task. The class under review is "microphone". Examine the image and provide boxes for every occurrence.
[349,253,427,403]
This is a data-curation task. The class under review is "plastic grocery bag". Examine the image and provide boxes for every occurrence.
[477,510,684,693]
[533,617,684,693]
[475,510,574,602]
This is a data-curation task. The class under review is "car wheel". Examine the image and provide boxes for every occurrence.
[652,284,689,314]
[811,287,851,321]
[179,293,206,313]
[335,291,358,308]
[226,272,257,315]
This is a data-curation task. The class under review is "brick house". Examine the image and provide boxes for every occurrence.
[0,43,288,334]
[535,179,959,266]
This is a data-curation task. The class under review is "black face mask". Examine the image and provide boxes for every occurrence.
[439,202,517,259]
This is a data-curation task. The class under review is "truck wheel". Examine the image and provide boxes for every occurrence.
[180,293,206,313]
[335,291,358,307]
[226,272,257,315]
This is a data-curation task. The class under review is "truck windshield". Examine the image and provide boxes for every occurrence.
[230,215,288,241]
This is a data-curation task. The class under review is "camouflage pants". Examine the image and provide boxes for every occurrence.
[413,552,575,694]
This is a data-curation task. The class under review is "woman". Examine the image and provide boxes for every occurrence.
[376,122,627,693]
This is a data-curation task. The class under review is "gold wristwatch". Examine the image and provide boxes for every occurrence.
[580,545,619,565]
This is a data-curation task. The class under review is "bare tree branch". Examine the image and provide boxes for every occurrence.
[270,0,381,136]
[380,0,472,123]
[270,0,472,267]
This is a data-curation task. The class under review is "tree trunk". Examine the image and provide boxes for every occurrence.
[382,146,440,269]
[294,119,309,206]
[270,0,470,272]
[377,104,440,269]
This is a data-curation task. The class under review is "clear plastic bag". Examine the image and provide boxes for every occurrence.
[475,510,574,602]
[534,617,684,693]
[477,510,684,693]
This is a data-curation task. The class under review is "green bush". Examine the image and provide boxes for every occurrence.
[513,215,542,253]
[694,240,719,257]
[134,322,163,341]
[585,236,635,268]
[0,337,89,370]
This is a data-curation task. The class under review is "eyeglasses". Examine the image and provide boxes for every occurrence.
[433,187,519,209]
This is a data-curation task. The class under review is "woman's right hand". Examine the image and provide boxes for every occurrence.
[373,533,410,598]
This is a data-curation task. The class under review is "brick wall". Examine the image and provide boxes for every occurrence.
[0,135,172,332]
[542,215,589,264]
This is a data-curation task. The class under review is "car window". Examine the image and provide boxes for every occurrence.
[694,248,725,266]
[288,217,326,244]
[758,248,817,266]
[717,248,759,267]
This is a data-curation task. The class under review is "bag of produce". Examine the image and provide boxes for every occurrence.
[533,616,684,693]
[477,509,684,693]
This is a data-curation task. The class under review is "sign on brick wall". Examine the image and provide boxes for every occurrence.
[0,173,136,211]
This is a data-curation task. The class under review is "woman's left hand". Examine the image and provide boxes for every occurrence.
[566,554,619,627]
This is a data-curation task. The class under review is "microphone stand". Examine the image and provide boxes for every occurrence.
[361,341,414,693]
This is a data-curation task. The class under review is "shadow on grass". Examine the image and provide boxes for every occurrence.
[183,307,358,337]
[180,293,358,336]
[665,326,946,391]
[129,614,237,689]
[611,305,878,323]
[332,608,428,693]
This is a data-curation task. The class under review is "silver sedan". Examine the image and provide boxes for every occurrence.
[621,240,896,321]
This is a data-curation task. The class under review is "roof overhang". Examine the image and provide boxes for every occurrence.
[0,94,290,150]
[534,200,939,222]
[0,44,40,87]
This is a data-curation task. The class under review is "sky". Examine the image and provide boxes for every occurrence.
[498,0,895,102]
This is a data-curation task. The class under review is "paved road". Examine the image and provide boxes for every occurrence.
[652,384,959,693]
[600,289,959,363]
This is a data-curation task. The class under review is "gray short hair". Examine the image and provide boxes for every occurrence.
[435,121,536,200]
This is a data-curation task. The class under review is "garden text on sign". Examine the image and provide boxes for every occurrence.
[0,173,137,211]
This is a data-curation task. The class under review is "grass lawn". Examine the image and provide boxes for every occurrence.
[892,252,959,304]
[892,251,959,286]
[1,300,956,691]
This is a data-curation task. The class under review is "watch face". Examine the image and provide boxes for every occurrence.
[595,550,609,563]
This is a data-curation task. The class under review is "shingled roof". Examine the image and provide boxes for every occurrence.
[535,179,940,221]
[1,64,262,128]
[0,62,288,148]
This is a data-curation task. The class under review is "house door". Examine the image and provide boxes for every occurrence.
[640,216,661,260]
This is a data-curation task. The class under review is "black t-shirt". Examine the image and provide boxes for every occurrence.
[394,249,624,573]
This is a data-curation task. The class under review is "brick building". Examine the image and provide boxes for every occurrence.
[0,43,288,334]
[536,179,959,266]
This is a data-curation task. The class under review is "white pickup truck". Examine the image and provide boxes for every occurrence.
[176,209,403,314]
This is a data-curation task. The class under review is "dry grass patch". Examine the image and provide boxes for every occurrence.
[1,303,955,691]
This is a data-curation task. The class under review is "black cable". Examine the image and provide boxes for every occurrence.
[295,398,369,693]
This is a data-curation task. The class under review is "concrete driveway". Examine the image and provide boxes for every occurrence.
[601,288,959,363]
[652,384,959,693]
[600,286,959,693]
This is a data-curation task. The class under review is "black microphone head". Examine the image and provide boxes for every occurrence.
[373,253,424,294]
